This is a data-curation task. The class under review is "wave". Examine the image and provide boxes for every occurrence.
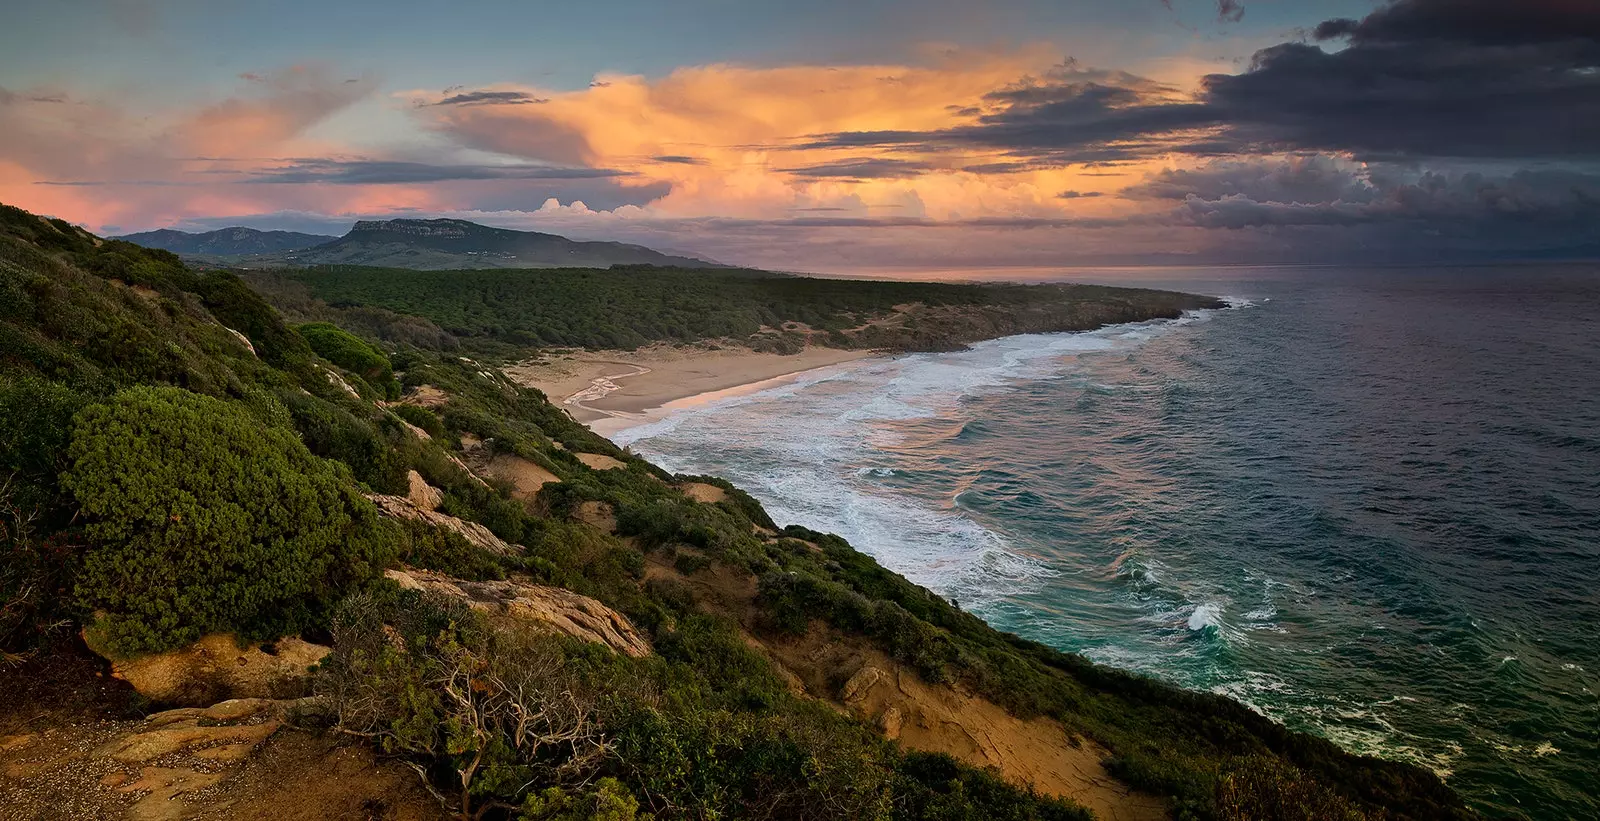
[616,305,1239,610]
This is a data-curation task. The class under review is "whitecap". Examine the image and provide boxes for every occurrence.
[1188,602,1224,631]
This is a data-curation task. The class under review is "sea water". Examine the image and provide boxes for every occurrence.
[611,264,1600,819]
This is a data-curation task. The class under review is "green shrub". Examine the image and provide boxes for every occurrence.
[279,389,410,494]
[520,778,646,821]
[64,386,396,655]
[392,403,445,438]
[297,322,398,398]
[892,751,1092,821]
[0,376,90,514]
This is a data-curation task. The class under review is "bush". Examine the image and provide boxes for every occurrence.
[0,376,90,514]
[297,322,398,398]
[393,403,445,438]
[279,389,410,494]
[64,386,395,655]
[520,778,646,821]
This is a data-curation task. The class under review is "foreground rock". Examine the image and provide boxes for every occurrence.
[0,698,443,821]
[385,569,650,657]
[85,633,328,707]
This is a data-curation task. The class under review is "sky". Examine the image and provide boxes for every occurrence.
[1,0,1597,271]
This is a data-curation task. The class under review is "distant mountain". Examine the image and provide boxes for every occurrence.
[113,227,336,256]
[270,218,721,270]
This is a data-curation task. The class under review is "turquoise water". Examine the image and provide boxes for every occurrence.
[613,265,1600,818]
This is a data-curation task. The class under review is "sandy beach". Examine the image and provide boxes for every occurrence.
[504,344,874,434]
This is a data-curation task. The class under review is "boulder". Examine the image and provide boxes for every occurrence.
[386,569,650,657]
[87,633,328,706]
[841,665,887,706]
[406,469,443,511]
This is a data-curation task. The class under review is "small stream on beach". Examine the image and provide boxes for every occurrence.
[607,264,1600,819]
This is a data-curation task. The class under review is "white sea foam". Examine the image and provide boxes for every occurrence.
[616,306,1232,610]
[1188,602,1225,631]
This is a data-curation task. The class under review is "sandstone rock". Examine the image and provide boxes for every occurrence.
[118,765,227,821]
[366,492,519,556]
[406,470,444,511]
[224,327,256,356]
[90,634,328,706]
[385,569,650,657]
[880,706,904,740]
[841,665,887,706]
[99,718,281,762]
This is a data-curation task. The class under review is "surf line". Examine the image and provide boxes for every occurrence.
[563,362,652,419]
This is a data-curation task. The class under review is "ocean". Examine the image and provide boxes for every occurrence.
[610,264,1600,819]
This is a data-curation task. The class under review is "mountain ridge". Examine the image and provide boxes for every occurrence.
[299,217,722,269]
[118,217,723,270]
[112,226,336,256]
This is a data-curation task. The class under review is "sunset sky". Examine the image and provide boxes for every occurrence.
[2,0,1596,271]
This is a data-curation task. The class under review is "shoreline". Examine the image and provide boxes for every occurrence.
[503,344,876,435]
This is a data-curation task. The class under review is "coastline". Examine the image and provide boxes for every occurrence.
[503,344,875,436]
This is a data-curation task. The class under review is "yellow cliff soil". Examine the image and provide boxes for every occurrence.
[640,551,1167,820]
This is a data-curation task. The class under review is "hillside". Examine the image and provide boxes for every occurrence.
[244,264,1221,354]
[0,203,1474,821]
[113,226,336,256]
[249,218,722,270]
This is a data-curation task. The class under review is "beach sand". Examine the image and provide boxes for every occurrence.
[504,344,873,435]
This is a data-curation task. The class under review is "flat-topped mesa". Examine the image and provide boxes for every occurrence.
[349,218,476,238]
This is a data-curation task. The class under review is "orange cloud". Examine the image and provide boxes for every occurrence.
[409,49,1175,223]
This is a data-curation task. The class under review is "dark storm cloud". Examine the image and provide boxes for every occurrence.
[1056,190,1103,199]
[1140,160,1600,238]
[806,0,1600,163]
[778,157,933,179]
[431,90,547,106]
[652,155,707,165]
[1122,155,1377,203]
[1312,0,1600,47]
[242,159,630,184]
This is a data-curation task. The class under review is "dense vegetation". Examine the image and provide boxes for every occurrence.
[296,321,401,399]
[0,203,1474,820]
[67,386,395,655]
[246,264,1220,354]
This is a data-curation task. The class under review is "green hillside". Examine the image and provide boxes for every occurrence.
[0,204,1472,820]
[246,263,1221,353]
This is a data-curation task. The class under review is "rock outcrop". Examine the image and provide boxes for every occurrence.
[86,634,328,707]
[0,698,444,820]
[405,469,443,511]
[365,492,519,556]
[385,569,650,657]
